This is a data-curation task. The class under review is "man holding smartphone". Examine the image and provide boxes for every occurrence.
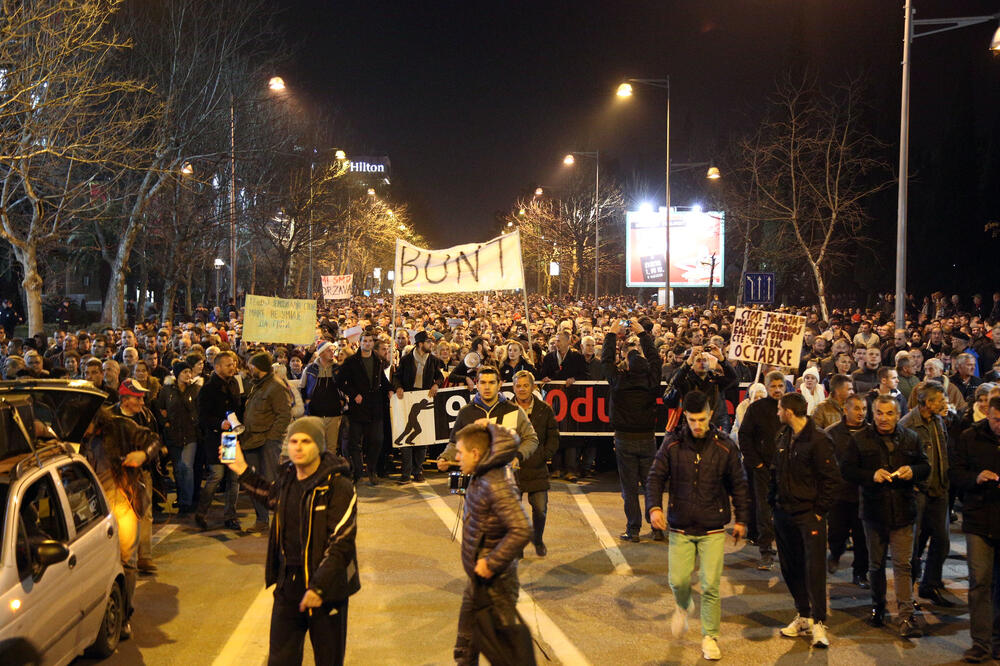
[222,416,360,666]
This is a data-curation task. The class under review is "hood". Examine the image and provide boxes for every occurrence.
[0,379,107,443]
[973,417,1000,443]
[472,391,508,411]
[474,423,519,475]
[285,450,352,486]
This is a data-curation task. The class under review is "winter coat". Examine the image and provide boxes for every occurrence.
[239,452,361,602]
[739,396,782,469]
[768,419,841,516]
[950,419,1000,540]
[499,359,537,383]
[811,397,845,430]
[824,420,866,503]
[393,348,447,391]
[670,361,737,427]
[645,422,751,534]
[840,424,930,529]
[538,348,589,381]
[899,407,949,497]
[440,393,538,464]
[242,372,292,450]
[514,398,559,493]
[460,424,532,578]
[301,361,343,417]
[155,381,200,447]
[198,372,243,464]
[601,331,661,434]
[336,351,391,423]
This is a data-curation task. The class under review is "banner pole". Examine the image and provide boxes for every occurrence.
[516,230,530,324]
[390,239,400,348]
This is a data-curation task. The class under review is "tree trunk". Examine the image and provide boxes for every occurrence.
[163,278,177,325]
[184,264,193,316]
[810,260,829,322]
[13,246,44,336]
[737,233,751,305]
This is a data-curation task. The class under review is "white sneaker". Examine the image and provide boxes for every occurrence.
[780,614,813,637]
[701,636,721,661]
[811,621,830,648]
[670,599,694,637]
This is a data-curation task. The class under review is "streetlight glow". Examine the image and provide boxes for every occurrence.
[563,154,575,166]
[268,76,286,91]
[707,166,721,180]
[214,258,225,268]
[992,24,1000,50]
[367,188,376,196]
[534,187,543,197]
[616,82,633,97]
[335,149,346,160]
[180,162,193,175]
[398,223,407,231]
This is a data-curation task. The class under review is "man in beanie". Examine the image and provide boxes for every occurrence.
[301,340,345,457]
[392,330,446,483]
[243,350,292,531]
[155,360,201,514]
[223,417,360,666]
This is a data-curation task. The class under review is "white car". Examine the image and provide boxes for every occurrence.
[0,380,125,664]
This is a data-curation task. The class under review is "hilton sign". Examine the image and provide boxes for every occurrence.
[348,156,391,176]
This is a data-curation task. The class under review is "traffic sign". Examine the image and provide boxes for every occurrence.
[744,272,775,304]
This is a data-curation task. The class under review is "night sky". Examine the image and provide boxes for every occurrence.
[276,0,999,293]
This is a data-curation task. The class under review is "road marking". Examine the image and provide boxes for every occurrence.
[565,484,634,577]
[416,480,593,666]
[152,523,179,547]
[212,585,272,666]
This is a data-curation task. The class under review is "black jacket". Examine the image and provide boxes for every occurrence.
[768,419,841,516]
[198,372,243,464]
[336,351,391,423]
[824,420,867,503]
[840,424,930,529]
[499,358,537,383]
[538,348,589,381]
[670,361,737,427]
[155,381,200,448]
[514,398,559,494]
[601,332,661,434]
[646,423,751,535]
[739,396,781,469]
[950,419,1000,540]
[239,452,361,602]
[461,424,532,578]
[393,348,447,392]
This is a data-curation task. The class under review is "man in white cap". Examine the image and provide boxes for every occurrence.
[302,340,345,455]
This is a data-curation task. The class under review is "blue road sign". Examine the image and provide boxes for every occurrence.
[744,272,775,304]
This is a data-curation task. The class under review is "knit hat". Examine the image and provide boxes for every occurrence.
[249,351,273,373]
[171,360,191,377]
[285,416,327,452]
[315,340,334,357]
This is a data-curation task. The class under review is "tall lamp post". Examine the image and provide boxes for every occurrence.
[214,258,225,306]
[895,5,1000,329]
[562,151,600,301]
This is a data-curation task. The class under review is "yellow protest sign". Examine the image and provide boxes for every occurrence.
[242,295,316,345]
[728,308,806,369]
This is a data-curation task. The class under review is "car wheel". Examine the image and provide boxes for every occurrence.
[87,580,123,657]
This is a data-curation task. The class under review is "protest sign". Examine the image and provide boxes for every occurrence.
[242,295,316,345]
[342,325,363,344]
[321,274,353,300]
[727,308,806,369]
[389,390,438,447]
[393,231,525,295]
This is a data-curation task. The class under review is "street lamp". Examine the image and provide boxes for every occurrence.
[563,151,600,301]
[213,258,225,306]
[268,76,286,91]
[180,162,194,175]
[534,187,543,197]
[894,5,1000,328]
[707,166,721,180]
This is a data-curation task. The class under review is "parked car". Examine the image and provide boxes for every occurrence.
[0,379,125,664]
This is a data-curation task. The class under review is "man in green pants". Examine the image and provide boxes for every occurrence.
[646,390,751,661]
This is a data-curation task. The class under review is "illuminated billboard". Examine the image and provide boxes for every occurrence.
[625,207,725,288]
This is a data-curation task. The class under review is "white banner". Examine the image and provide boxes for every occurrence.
[728,308,806,369]
[321,274,353,300]
[389,390,438,447]
[393,231,525,295]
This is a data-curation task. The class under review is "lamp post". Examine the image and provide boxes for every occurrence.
[563,151,600,301]
[214,258,225,306]
[895,6,1000,329]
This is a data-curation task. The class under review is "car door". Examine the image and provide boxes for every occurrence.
[56,460,117,653]
[4,469,79,665]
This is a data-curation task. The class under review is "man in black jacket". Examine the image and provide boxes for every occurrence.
[823,394,870,589]
[771,393,841,649]
[603,318,663,542]
[452,422,532,666]
[670,342,737,430]
[512,370,559,557]
[337,330,392,485]
[392,331,446,482]
[539,330,589,481]
[739,370,786,570]
[950,397,1000,663]
[646,390,750,661]
[223,417,360,666]
[195,350,242,532]
[841,395,930,638]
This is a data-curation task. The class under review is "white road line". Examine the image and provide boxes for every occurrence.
[565,484,634,577]
[211,585,272,666]
[151,523,179,547]
[415,480,593,666]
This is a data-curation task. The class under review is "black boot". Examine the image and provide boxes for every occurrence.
[868,604,886,627]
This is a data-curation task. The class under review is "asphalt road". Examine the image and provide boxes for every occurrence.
[74,470,979,666]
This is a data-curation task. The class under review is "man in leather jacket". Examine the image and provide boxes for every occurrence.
[452,421,532,666]
[224,416,360,666]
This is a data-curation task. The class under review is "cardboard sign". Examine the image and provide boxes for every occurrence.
[342,325,363,344]
[321,274,353,300]
[393,231,525,295]
[389,390,438,447]
[728,308,806,369]
[243,295,316,345]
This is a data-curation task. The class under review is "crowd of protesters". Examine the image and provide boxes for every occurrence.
[2,288,1000,663]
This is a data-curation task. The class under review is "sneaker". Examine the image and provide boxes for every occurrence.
[811,621,830,648]
[962,645,991,663]
[120,620,132,641]
[670,599,694,637]
[701,636,721,661]
[780,614,812,638]
[899,617,923,638]
[757,553,775,571]
[618,531,640,543]
[827,553,839,575]
[651,528,665,541]
[853,573,870,589]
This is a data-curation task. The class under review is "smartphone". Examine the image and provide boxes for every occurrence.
[620,319,629,328]
[220,432,238,463]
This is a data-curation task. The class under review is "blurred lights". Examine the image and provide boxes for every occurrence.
[10,599,21,611]
[334,149,346,160]
[534,187,543,197]
[639,202,653,213]
[692,204,703,213]
[563,154,575,166]
[180,162,193,175]
[367,188,376,196]
[616,82,633,97]
[707,166,721,180]
[268,76,286,91]
[991,24,1000,50]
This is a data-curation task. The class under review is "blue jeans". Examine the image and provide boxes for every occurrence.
[965,533,1000,652]
[243,439,280,523]
[400,446,427,479]
[196,463,239,521]
[524,490,548,546]
[614,435,656,535]
[169,442,197,508]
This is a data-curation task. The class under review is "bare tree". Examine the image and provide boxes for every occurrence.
[0,0,152,334]
[738,75,890,319]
